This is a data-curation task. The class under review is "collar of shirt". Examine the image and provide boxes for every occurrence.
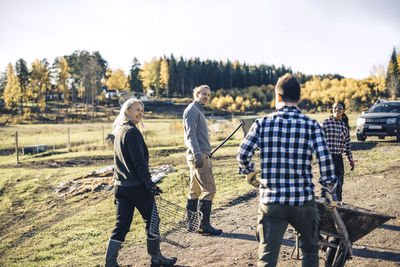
[123,121,134,126]
[276,105,301,113]
[328,115,344,124]
[193,101,204,113]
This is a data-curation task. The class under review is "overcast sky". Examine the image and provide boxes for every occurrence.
[0,0,399,79]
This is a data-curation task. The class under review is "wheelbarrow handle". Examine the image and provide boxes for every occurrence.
[210,122,243,156]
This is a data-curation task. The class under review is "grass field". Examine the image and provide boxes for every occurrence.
[0,112,399,266]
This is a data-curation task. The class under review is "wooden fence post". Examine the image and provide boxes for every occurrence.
[15,131,19,164]
[67,127,71,149]
[102,125,105,146]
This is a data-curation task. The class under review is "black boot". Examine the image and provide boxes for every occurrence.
[105,239,121,267]
[198,200,223,236]
[186,199,199,232]
[147,237,177,267]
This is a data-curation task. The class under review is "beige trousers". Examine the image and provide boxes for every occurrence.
[187,154,216,201]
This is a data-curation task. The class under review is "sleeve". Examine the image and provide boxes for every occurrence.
[183,108,201,155]
[344,127,353,162]
[237,121,260,175]
[321,119,327,133]
[126,129,152,189]
[311,121,337,187]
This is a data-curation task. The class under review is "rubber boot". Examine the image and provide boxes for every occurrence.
[198,199,223,236]
[105,239,122,267]
[186,199,198,232]
[147,237,177,267]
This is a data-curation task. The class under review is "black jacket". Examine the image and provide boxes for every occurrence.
[113,121,152,188]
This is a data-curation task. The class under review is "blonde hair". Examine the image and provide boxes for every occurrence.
[112,98,145,135]
[193,85,210,100]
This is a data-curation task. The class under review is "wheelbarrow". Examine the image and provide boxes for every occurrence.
[290,197,396,267]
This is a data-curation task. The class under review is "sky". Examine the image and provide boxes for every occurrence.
[0,0,399,80]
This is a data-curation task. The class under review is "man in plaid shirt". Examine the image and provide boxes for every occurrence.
[237,73,337,267]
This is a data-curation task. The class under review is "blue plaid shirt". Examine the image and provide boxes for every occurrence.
[237,106,337,206]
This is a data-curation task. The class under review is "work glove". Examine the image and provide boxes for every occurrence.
[149,182,163,196]
[194,153,204,169]
[246,169,261,188]
[321,184,338,208]
[349,159,355,171]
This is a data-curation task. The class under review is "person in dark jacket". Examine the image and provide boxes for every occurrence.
[105,98,177,267]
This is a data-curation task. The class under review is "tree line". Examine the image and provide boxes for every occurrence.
[1,47,399,117]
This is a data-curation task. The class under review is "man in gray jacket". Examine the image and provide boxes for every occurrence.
[183,85,222,235]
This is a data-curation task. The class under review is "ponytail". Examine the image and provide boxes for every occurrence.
[342,113,350,130]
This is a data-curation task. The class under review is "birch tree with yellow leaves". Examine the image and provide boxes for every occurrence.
[3,63,21,112]
[104,68,129,91]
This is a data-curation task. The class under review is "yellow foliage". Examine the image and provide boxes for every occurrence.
[3,64,21,110]
[210,97,219,108]
[235,96,244,106]
[228,103,237,112]
[105,68,128,91]
[301,76,383,111]
[216,95,234,109]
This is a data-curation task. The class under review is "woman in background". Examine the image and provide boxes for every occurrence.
[105,98,177,267]
[321,101,355,203]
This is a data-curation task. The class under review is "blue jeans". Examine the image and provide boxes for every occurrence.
[110,184,155,242]
[257,200,320,267]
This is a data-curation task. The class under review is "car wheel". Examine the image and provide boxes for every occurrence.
[356,133,366,141]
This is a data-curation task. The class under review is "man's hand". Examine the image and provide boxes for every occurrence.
[246,169,261,188]
[322,184,338,208]
[349,160,355,171]
[194,153,204,169]
[150,183,163,196]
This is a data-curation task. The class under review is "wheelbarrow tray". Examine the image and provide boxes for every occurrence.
[315,197,395,242]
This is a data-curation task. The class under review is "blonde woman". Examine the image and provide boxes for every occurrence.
[105,98,177,267]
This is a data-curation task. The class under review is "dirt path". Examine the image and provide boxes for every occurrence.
[118,167,400,267]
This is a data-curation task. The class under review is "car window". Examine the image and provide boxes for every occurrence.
[369,104,400,113]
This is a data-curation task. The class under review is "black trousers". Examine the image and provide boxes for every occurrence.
[110,184,155,242]
[332,154,344,201]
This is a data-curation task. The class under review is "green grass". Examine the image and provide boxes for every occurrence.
[0,112,399,266]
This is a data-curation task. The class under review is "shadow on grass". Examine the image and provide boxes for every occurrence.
[353,247,400,262]
[379,223,400,231]
[220,232,296,248]
[1,155,114,169]
[351,141,378,151]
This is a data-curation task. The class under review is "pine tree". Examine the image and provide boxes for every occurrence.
[177,57,186,96]
[0,70,7,98]
[15,58,29,114]
[128,57,143,93]
[167,54,178,96]
[386,47,400,98]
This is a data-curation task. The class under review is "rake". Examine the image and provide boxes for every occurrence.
[148,196,203,248]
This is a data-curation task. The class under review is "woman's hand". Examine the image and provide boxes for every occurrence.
[349,160,355,171]
[150,183,163,196]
